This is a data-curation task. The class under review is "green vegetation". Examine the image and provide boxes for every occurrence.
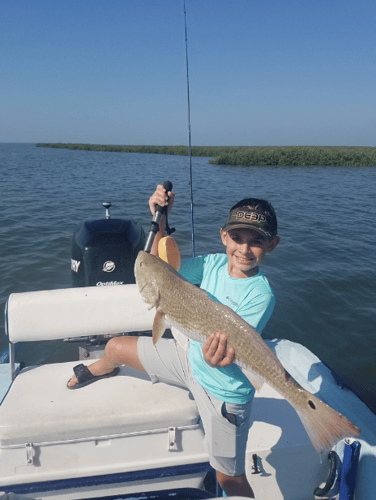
[36,143,218,157]
[36,143,376,167]
[209,146,376,167]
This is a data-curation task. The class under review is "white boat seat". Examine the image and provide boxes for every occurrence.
[0,361,199,447]
[2,285,200,448]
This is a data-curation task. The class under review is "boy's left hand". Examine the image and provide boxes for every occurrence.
[202,331,235,368]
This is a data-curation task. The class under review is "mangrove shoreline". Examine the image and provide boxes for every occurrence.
[36,143,376,167]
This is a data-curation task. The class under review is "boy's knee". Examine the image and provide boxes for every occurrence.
[105,336,135,360]
[104,335,143,371]
[105,336,122,356]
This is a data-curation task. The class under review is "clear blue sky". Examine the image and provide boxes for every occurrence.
[1,0,376,146]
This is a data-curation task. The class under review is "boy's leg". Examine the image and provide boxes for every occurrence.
[67,336,145,387]
[216,471,254,498]
[187,382,254,498]
[68,336,191,389]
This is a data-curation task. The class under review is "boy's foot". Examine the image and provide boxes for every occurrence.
[67,363,119,390]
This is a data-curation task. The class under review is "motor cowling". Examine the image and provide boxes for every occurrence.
[71,213,145,287]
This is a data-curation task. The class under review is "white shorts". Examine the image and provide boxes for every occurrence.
[137,336,253,477]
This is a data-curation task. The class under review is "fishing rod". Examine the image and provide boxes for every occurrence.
[144,4,195,262]
[184,0,195,258]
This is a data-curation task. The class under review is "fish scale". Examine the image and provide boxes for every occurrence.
[135,251,360,454]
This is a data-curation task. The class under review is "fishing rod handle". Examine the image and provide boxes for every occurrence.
[144,181,173,253]
[155,180,173,215]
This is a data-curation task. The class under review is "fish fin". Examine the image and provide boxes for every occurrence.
[152,309,166,345]
[294,392,361,455]
[240,367,264,392]
[170,326,190,351]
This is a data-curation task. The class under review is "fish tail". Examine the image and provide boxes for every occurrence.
[295,393,361,455]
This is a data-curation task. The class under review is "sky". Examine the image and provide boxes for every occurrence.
[1,0,376,146]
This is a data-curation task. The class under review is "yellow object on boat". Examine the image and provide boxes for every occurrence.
[158,236,181,271]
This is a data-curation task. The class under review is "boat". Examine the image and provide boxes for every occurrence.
[1,202,375,500]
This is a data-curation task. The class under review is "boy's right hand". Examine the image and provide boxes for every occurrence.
[149,184,175,217]
[202,331,235,368]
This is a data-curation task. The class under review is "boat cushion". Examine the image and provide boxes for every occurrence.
[6,285,155,343]
[0,361,199,447]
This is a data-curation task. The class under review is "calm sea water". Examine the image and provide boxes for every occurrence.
[1,143,375,412]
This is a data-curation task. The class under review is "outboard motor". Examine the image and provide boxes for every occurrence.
[71,202,145,287]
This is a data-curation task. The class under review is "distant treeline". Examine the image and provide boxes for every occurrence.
[36,143,376,167]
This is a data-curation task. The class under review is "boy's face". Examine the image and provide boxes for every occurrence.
[220,228,280,279]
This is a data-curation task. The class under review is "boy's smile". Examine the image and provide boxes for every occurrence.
[220,228,280,279]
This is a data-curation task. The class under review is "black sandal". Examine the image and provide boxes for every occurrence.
[67,364,120,390]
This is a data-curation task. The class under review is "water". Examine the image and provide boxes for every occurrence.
[1,143,375,412]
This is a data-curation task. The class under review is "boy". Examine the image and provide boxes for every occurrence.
[68,184,280,498]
